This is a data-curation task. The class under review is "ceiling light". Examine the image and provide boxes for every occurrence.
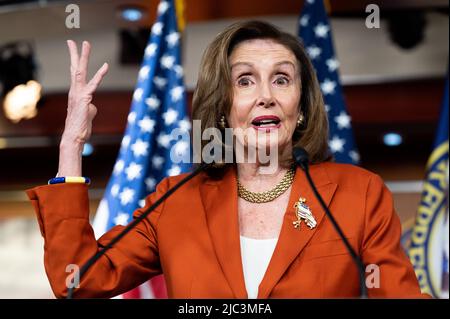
[383,132,403,147]
[119,6,145,22]
[3,80,40,123]
[0,41,41,122]
[82,143,94,156]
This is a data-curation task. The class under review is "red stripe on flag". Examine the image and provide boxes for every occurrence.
[122,274,168,299]
[149,274,168,298]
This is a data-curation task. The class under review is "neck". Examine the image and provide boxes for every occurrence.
[237,162,286,178]
[235,143,292,180]
[236,161,292,193]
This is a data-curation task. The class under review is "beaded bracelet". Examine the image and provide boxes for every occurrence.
[48,176,91,185]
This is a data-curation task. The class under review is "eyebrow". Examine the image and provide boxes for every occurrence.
[230,60,296,70]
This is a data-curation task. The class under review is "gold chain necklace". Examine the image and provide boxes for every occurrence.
[237,166,296,203]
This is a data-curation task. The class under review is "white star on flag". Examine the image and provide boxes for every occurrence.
[300,15,309,27]
[329,136,346,153]
[178,118,191,132]
[138,65,150,80]
[157,1,170,14]
[119,187,135,206]
[167,165,181,176]
[138,116,156,133]
[166,31,180,48]
[334,111,351,129]
[110,184,120,197]
[121,135,131,148]
[321,79,336,95]
[174,65,184,78]
[299,0,360,163]
[131,139,149,157]
[113,159,125,175]
[125,162,143,180]
[157,133,172,148]
[138,199,146,208]
[153,76,167,89]
[145,177,157,191]
[173,140,189,157]
[160,54,175,69]
[127,111,137,124]
[133,88,143,102]
[145,95,161,110]
[162,108,178,125]
[145,43,157,57]
[307,46,322,59]
[151,22,164,36]
[314,23,330,38]
[170,86,184,102]
[152,155,165,169]
[326,58,339,72]
[114,212,129,226]
[349,150,360,163]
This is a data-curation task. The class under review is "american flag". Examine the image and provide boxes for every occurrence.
[93,0,191,298]
[298,0,359,164]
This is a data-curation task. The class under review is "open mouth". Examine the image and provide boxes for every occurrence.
[251,115,281,129]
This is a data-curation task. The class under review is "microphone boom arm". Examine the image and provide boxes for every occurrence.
[66,162,208,299]
[302,165,368,298]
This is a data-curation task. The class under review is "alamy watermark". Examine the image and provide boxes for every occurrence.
[365,264,380,289]
[65,264,80,289]
[66,4,80,29]
[365,4,380,29]
[159,120,280,174]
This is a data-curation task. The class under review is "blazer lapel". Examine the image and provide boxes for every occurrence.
[200,167,248,299]
[257,164,337,298]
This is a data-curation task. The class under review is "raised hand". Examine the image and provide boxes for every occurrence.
[58,40,109,177]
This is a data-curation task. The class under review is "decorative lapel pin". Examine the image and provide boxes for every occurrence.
[293,197,317,230]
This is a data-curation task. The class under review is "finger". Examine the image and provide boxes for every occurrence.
[67,40,79,72]
[76,41,91,84]
[86,62,109,94]
[88,103,98,121]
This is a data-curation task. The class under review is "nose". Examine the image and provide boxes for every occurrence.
[256,82,275,108]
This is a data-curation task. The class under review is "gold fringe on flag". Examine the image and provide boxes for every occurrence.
[324,0,331,15]
[175,0,185,32]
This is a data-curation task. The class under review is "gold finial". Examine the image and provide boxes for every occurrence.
[175,0,185,32]
[324,0,331,15]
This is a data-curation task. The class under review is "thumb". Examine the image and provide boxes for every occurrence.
[88,103,97,121]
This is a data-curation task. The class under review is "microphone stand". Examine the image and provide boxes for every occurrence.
[293,148,368,298]
[66,162,209,299]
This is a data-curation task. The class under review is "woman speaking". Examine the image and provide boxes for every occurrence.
[26,21,427,298]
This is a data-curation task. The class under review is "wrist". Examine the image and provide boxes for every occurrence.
[60,135,84,154]
[58,139,83,177]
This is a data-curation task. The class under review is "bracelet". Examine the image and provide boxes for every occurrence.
[48,176,91,185]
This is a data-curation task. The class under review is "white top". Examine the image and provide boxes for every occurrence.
[239,236,278,299]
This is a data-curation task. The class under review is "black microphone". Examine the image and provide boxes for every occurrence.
[292,147,368,298]
[66,162,209,299]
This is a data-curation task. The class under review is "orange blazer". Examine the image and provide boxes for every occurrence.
[26,162,428,298]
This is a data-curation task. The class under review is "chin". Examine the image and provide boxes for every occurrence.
[252,136,282,154]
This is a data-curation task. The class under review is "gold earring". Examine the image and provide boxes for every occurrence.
[219,115,227,129]
[297,114,305,128]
